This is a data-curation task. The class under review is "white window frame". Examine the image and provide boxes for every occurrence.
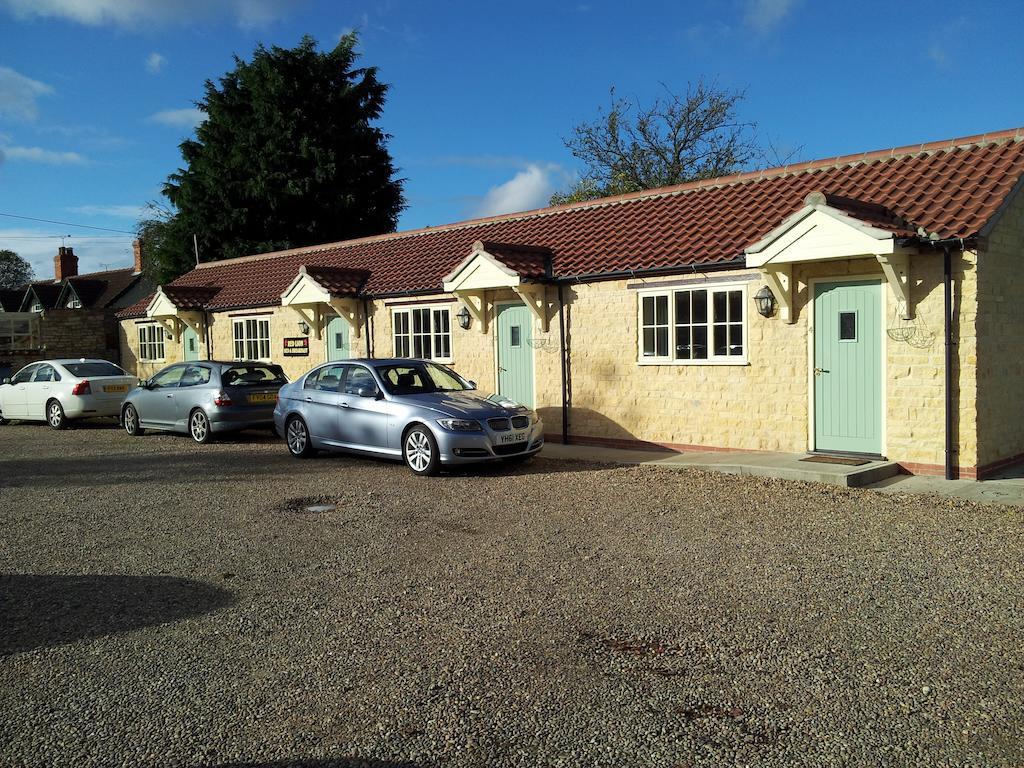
[138,323,166,362]
[636,283,749,365]
[232,317,272,362]
[391,305,453,363]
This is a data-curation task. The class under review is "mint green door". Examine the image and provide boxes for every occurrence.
[813,279,883,455]
[326,316,350,361]
[182,326,199,361]
[496,303,534,407]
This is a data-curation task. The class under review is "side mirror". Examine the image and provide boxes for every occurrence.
[466,380,477,390]
[1,377,10,385]
[356,385,378,399]
[138,379,149,389]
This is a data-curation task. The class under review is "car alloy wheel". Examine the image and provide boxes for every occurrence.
[404,426,439,476]
[47,400,67,430]
[123,404,144,436]
[286,417,314,458]
[189,409,211,444]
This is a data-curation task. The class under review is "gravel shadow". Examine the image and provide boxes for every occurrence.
[0,574,236,655]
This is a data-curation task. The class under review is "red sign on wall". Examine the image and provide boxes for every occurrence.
[283,336,309,356]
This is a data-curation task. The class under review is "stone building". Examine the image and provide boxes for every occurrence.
[0,244,151,378]
[117,127,1024,479]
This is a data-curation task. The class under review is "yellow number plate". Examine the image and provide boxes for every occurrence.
[248,392,276,403]
[103,385,128,393]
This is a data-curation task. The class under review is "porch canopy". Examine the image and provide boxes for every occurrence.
[146,285,221,341]
[745,191,918,323]
[441,240,554,333]
[279,265,369,340]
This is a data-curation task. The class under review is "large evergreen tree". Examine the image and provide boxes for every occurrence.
[143,34,404,283]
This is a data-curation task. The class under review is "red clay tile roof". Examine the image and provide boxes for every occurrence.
[0,288,23,311]
[118,127,1024,319]
[478,241,553,279]
[161,284,222,310]
[303,266,369,296]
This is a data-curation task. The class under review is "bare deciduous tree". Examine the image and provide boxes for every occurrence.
[552,80,769,205]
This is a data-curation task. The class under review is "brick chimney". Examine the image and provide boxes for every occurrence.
[54,246,78,281]
[132,238,143,273]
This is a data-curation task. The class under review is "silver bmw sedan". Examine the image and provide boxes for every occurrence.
[274,359,544,475]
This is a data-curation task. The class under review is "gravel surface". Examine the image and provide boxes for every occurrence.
[1,421,1023,767]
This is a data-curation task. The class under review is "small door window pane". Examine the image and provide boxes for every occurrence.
[839,311,857,341]
[510,325,521,347]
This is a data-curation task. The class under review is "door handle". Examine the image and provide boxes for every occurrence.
[165,393,174,398]
[813,367,829,376]
[498,366,507,372]
[304,397,313,402]
[339,402,350,408]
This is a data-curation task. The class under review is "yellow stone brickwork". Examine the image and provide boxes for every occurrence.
[117,249,984,471]
[976,186,1024,469]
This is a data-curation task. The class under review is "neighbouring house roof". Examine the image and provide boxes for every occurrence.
[63,268,146,309]
[117,127,1024,319]
[22,282,63,311]
[0,288,23,311]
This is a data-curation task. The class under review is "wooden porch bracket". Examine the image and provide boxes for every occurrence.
[760,265,794,324]
[457,290,490,334]
[876,252,912,320]
[512,283,550,332]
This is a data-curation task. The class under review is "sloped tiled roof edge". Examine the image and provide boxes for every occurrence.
[194,126,1024,272]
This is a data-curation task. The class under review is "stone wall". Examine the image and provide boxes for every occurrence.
[2,308,120,378]
[976,185,1024,474]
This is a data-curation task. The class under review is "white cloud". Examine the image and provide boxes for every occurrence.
[147,107,204,128]
[1,145,87,165]
[0,228,135,280]
[474,164,567,218]
[145,52,166,74]
[68,204,145,219]
[744,0,797,33]
[0,65,53,121]
[0,0,302,29]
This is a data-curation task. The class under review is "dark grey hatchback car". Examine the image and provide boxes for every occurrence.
[122,360,287,443]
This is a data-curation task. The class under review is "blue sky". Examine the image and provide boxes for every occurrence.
[0,0,1021,280]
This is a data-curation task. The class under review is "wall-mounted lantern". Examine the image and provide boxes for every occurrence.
[298,320,310,336]
[456,305,472,330]
[754,285,777,318]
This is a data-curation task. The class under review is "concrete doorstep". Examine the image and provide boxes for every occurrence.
[540,443,1024,507]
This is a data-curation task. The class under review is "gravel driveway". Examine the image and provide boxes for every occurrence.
[1,421,1023,767]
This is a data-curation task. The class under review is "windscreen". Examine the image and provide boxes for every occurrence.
[63,362,126,377]
[377,362,468,395]
[222,364,287,386]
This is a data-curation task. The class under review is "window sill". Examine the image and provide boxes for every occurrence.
[637,358,749,367]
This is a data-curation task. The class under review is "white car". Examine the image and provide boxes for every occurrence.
[0,359,137,429]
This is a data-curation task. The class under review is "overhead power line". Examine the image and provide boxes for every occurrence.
[0,211,137,235]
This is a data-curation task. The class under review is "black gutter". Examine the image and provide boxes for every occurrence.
[557,283,569,446]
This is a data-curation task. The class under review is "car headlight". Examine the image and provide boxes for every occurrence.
[436,418,483,432]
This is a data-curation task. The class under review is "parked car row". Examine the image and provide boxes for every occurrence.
[0,357,544,475]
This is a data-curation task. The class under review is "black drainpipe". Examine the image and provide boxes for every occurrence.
[557,283,569,445]
[943,245,954,480]
[204,310,212,360]
[362,298,372,358]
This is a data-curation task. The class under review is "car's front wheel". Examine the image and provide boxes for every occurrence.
[123,404,144,436]
[189,409,212,444]
[46,399,67,430]
[285,416,314,458]
[403,425,440,476]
